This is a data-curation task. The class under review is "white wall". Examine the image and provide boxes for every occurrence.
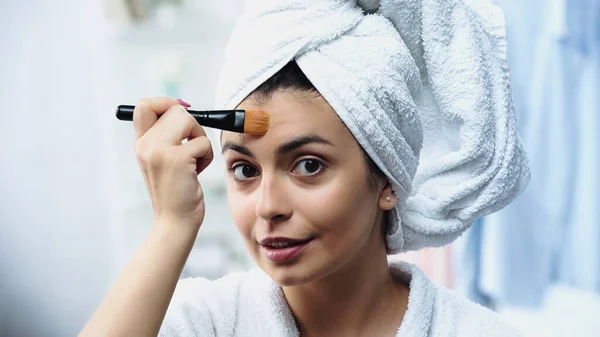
[0,1,246,335]
[0,1,113,335]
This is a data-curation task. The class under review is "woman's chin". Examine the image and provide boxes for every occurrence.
[259,257,325,287]
[267,266,316,287]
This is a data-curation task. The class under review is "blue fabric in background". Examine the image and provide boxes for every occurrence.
[558,0,600,294]
[456,0,600,308]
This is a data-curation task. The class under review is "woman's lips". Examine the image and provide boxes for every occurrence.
[261,238,313,262]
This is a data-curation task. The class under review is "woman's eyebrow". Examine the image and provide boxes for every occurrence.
[275,134,334,157]
[222,134,333,158]
[221,142,255,158]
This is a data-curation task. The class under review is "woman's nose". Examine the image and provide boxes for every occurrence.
[255,173,293,223]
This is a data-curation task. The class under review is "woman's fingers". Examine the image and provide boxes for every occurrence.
[133,97,179,140]
[145,104,205,145]
[134,98,212,175]
[181,136,214,175]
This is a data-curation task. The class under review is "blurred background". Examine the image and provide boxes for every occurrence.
[0,0,598,336]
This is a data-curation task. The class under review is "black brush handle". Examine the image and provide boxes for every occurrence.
[115,105,245,133]
[115,105,136,121]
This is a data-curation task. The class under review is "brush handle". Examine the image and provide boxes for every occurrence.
[116,105,245,133]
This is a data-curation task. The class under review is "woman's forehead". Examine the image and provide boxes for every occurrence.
[224,91,350,146]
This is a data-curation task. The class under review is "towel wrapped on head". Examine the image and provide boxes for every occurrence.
[215,0,530,253]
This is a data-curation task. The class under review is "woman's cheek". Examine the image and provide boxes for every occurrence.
[227,189,256,240]
[294,180,357,233]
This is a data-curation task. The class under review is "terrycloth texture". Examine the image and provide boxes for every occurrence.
[159,259,522,336]
[214,0,530,253]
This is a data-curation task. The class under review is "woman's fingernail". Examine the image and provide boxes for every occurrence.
[176,98,191,108]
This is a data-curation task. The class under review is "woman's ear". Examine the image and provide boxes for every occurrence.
[378,181,397,210]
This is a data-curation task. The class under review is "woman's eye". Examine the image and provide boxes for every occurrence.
[232,164,259,180]
[293,159,323,176]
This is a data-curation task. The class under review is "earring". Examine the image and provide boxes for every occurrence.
[385,196,392,202]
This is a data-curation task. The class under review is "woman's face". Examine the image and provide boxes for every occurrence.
[221,91,392,286]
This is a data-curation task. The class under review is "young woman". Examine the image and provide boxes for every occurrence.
[81,0,529,336]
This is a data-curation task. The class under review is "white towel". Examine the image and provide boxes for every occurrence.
[215,0,530,253]
[159,258,522,336]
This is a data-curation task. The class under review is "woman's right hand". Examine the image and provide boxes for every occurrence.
[133,97,213,231]
[80,98,212,336]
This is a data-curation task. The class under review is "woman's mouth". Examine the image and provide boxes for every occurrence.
[260,237,313,262]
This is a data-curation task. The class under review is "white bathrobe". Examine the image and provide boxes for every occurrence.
[159,258,522,336]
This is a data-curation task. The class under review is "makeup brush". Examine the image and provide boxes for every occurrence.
[115,105,269,136]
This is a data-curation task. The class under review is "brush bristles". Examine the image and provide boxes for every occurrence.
[243,110,270,135]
